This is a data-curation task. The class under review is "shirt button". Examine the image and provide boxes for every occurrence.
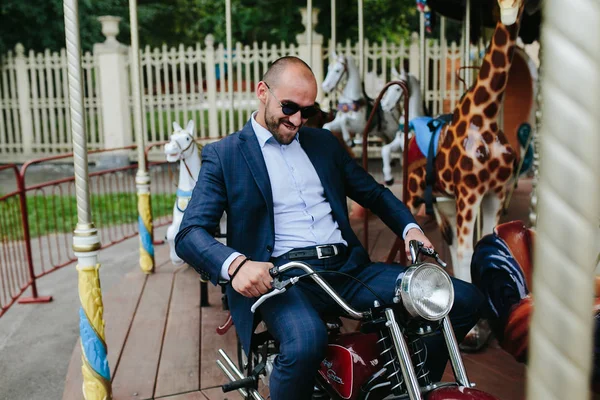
[266,245,273,253]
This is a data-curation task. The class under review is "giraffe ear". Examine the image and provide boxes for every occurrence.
[172,121,182,132]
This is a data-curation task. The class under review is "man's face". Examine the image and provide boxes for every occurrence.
[260,68,318,145]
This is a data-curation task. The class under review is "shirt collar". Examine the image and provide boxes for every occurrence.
[251,111,299,148]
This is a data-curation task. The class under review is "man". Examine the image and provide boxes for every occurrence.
[175,56,483,399]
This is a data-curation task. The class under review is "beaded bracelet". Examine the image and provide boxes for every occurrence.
[229,257,251,283]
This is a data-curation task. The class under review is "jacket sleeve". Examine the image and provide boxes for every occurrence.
[175,144,237,284]
[335,135,418,237]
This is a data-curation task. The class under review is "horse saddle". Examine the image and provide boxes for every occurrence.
[410,114,452,159]
[176,188,193,213]
[337,99,366,113]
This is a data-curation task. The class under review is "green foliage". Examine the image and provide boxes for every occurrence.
[0,193,174,240]
[1,0,425,55]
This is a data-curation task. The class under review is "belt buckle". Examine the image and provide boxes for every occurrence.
[316,245,338,259]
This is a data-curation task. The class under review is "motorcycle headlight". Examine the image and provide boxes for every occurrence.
[397,263,454,321]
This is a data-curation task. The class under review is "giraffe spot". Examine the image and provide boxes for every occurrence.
[498,132,509,145]
[442,169,452,182]
[497,166,512,181]
[492,50,507,68]
[489,159,500,172]
[464,174,478,188]
[436,151,446,167]
[443,131,454,148]
[489,179,497,188]
[459,236,464,245]
[495,186,504,194]
[412,199,421,208]
[467,194,477,205]
[449,184,456,194]
[507,45,515,61]
[494,28,508,47]
[484,102,498,118]
[452,110,460,125]
[471,115,484,129]
[478,169,490,182]
[458,198,466,210]
[473,87,490,106]
[502,151,515,164]
[409,178,419,192]
[460,156,474,171]
[465,209,473,221]
[463,226,470,235]
[475,145,490,163]
[480,60,491,80]
[490,72,507,92]
[460,186,468,196]
[461,98,471,116]
[456,121,467,137]
[457,214,464,227]
[482,131,494,144]
[449,147,461,165]
[453,169,462,184]
[490,122,498,132]
[419,180,426,190]
[478,186,486,195]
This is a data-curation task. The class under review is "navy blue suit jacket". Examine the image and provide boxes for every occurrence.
[175,120,417,352]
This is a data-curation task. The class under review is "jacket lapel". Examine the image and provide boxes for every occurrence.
[238,121,274,228]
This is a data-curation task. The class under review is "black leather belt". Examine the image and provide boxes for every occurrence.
[279,244,345,261]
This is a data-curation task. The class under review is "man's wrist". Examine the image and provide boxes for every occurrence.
[228,255,247,277]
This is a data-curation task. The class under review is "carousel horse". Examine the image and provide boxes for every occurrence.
[471,220,600,389]
[404,0,528,286]
[380,67,426,186]
[321,53,400,148]
[164,120,227,265]
[164,120,201,265]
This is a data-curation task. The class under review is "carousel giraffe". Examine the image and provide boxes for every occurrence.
[405,0,525,283]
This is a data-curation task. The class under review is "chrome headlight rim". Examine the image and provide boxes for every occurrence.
[398,262,454,321]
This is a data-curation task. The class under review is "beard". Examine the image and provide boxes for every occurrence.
[264,102,301,145]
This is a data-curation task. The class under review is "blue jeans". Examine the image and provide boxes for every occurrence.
[259,252,484,400]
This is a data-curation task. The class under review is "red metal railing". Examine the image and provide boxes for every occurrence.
[0,145,176,317]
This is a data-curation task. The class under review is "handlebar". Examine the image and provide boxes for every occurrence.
[251,261,368,319]
[408,240,447,267]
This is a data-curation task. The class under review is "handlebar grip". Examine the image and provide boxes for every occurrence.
[222,376,256,392]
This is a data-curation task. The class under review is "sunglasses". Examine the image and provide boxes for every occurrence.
[264,82,319,119]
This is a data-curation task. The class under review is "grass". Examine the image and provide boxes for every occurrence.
[0,193,175,240]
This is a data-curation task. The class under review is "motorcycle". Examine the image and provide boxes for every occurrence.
[215,241,499,400]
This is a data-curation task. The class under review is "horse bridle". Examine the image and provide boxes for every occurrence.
[331,56,348,93]
[171,132,198,185]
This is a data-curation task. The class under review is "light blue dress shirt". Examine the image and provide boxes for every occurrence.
[220,113,419,280]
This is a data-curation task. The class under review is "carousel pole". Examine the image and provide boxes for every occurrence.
[331,0,336,53]
[307,0,313,66]
[225,0,234,132]
[527,0,600,398]
[130,0,154,274]
[419,9,426,95]
[529,44,542,227]
[63,0,112,398]
[463,0,472,85]
[358,0,364,79]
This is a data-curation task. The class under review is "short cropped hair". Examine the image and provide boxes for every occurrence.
[262,56,314,86]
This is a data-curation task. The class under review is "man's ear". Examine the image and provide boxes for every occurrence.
[256,81,268,104]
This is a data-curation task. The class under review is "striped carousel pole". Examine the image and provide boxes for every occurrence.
[130,0,155,274]
[63,0,111,398]
[527,0,600,398]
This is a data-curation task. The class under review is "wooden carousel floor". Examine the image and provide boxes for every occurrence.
[62,178,533,400]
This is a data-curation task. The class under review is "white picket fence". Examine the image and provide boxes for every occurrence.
[0,28,484,162]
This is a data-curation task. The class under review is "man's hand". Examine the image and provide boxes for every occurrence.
[228,256,273,298]
[404,227,434,259]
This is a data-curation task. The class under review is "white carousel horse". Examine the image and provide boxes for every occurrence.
[164,120,201,265]
[380,68,426,185]
[322,53,400,148]
[163,120,228,266]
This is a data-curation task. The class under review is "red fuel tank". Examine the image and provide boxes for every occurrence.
[318,332,381,399]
